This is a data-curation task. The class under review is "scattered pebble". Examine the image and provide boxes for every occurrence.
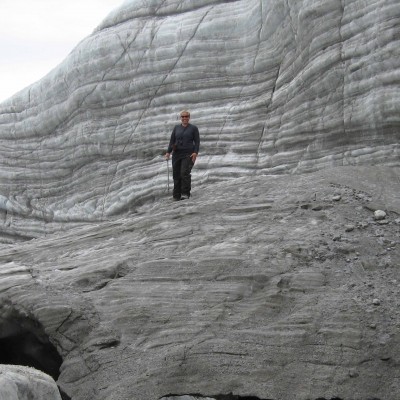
[374,229,385,237]
[373,299,381,306]
[312,205,323,211]
[345,224,355,232]
[349,369,359,378]
[374,210,387,220]
[378,220,389,225]
[332,195,342,201]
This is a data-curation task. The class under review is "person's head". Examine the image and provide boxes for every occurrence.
[180,110,190,126]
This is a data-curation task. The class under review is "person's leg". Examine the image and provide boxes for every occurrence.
[172,158,183,200]
[180,156,194,198]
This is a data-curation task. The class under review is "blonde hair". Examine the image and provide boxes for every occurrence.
[180,110,190,117]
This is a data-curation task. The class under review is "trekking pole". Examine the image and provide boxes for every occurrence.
[166,158,170,193]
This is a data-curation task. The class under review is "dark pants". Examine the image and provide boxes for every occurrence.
[172,155,194,199]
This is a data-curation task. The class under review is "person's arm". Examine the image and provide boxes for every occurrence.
[193,126,200,154]
[190,126,200,162]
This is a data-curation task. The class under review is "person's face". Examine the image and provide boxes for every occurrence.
[180,113,190,126]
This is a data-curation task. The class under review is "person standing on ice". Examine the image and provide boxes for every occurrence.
[165,110,200,201]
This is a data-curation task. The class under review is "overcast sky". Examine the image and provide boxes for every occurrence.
[0,0,124,103]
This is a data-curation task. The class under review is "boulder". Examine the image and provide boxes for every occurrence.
[0,365,61,400]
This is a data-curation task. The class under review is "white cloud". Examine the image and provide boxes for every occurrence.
[0,0,123,103]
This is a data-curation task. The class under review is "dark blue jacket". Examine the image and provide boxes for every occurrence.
[167,124,200,157]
